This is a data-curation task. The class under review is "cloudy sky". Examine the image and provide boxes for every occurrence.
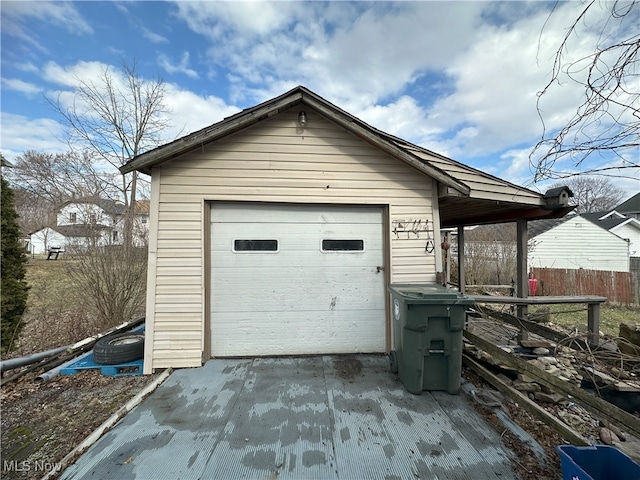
[1,1,638,198]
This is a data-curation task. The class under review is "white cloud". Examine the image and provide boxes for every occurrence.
[174,1,303,38]
[175,2,485,109]
[163,85,240,139]
[143,27,169,44]
[1,78,42,96]
[423,2,625,163]
[0,113,67,160]
[42,61,111,88]
[40,60,233,142]
[158,52,199,79]
[1,1,92,55]
[357,96,441,146]
[13,62,39,73]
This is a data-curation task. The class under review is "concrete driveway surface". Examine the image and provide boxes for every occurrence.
[60,355,517,479]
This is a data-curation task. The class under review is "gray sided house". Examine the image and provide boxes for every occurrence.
[121,86,572,373]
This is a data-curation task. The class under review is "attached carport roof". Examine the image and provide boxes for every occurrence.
[121,86,572,227]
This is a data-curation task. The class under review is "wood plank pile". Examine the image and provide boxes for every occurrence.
[463,310,640,462]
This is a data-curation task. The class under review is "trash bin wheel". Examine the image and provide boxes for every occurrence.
[389,350,398,374]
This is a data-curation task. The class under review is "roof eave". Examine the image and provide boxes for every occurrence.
[120,91,305,175]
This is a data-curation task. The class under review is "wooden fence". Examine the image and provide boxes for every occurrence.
[531,267,639,306]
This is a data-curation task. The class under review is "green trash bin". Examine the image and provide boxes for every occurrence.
[389,284,472,395]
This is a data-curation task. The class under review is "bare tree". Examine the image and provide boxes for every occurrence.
[66,245,147,328]
[11,188,53,236]
[531,0,639,180]
[451,224,518,287]
[549,176,625,214]
[51,62,169,245]
[6,150,107,206]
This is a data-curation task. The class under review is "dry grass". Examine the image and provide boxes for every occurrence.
[530,303,640,337]
[5,257,105,358]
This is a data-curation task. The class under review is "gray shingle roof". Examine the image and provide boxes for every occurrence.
[616,193,640,214]
[582,211,629,230]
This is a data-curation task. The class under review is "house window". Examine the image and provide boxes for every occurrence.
[321,239,365,252]
[69,213,77,223]
[141,215,148,224]
[233,239,279,252]
[112,231,118,242]
[90,213,97,223]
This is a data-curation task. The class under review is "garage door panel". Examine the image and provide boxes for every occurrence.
[211,203,386,357]
[212,286,385,312]
[212,203,382,224]
[212,310,386,356]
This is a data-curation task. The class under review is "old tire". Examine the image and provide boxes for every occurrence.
[93,332,144,365]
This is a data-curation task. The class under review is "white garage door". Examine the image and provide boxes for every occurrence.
[210,203,386,357]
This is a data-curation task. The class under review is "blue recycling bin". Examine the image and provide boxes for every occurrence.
[557,445,640,480]
[388,284,472,395]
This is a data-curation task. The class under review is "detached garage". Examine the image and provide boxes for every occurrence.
[121,86,572,374]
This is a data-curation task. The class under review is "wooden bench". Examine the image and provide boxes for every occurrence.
[470,295,607,344]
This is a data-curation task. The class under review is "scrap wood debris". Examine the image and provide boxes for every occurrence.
[463,311,640,463]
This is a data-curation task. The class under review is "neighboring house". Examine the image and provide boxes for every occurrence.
[583,211,640,258]
[132,200,150,247]
[616,192,640,220]
[120,86,572,373]
[29,197,150,254]
[528,211,640,272]
[30,224,112,255]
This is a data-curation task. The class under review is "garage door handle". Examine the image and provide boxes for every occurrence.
[376,266,385,273]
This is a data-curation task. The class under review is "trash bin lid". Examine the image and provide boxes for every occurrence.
[388,283,473,304]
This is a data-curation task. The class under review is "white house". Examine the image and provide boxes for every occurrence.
[29,197,149,254]
[29,224,113,255]
[587,211,640,258]
[529,214,635,272]
[120,86,573,373]
[616,193,640,221]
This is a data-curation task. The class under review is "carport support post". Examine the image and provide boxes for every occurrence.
[587,302,600,346]
[457,225,465,294]
[516,219,528,324]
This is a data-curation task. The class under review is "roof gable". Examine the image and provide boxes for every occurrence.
[533,215,628,245]
[121,86,469,194]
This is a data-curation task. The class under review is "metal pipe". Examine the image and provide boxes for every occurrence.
[35,349,93,384]
[0,345,71,373]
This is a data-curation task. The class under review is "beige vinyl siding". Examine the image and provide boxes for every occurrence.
[147,108,437,370]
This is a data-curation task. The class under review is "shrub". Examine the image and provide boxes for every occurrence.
[1,174,30,353]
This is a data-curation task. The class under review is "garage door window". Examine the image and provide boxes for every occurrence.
[234,239,279,253]
[321,239,364,252]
